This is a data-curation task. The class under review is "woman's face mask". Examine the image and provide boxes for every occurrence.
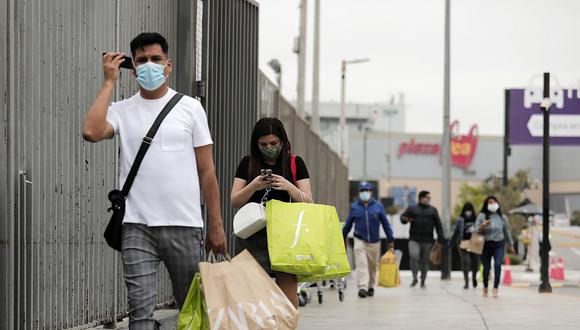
[464,211,473,217]
[258,141,282,160]
[488,202,499,213]
[135,61,167,91]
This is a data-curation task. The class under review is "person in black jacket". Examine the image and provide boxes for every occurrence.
[401,190,444,288]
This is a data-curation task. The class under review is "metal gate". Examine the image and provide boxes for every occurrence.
[200,0,259,252]
[1,1,182,328]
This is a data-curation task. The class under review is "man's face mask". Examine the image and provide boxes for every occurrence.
[135,61,167,91]
[359,191,371,202]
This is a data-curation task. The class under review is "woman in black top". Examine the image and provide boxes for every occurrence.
[451,202,480,289]
[231,118,313,307]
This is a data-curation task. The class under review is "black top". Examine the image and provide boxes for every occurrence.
[401,204,444,243]
[234,155,310,204]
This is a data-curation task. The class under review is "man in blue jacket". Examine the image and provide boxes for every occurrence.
[343,182,394,298]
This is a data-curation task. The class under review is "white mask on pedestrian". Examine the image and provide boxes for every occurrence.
[488,203,499,213]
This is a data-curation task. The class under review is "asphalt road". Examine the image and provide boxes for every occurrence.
[527,225,580,271]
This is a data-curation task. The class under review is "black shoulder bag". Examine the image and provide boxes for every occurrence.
[104,93,184,251]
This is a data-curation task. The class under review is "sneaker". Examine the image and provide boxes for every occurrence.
[483,288,488,297]
[420,281,426,289]
[358,289,368,298]
[472,278,478,289]
[463,283,469,290]
[367,288,375,297]
[492,288,499,299]
[410,279,418,287]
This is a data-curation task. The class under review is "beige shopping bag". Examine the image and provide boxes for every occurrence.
[429,241,442,265]
[468,232,485,255]
[200,250,299,330]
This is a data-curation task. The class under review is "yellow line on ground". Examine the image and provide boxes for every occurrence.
[551,228,580,240]
[557,242,580,247]
[510,283,531,288]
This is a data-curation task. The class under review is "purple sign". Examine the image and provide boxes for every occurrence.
[509,88,580,145]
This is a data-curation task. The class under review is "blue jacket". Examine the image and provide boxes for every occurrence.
[342,199,394,244]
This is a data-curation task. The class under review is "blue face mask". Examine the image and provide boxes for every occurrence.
[135,62,167,91]
[359,191,371,202]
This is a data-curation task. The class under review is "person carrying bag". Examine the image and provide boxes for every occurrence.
[231,118,313,308]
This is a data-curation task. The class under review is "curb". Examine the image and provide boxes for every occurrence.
[508,282,580,289]
[87,309,178,330]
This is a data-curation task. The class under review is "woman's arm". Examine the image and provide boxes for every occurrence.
[230,175,271,208]
[293,179,313,203]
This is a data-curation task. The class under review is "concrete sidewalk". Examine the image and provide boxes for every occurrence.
[298,271,580,330]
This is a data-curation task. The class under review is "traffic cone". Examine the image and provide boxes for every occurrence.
[555,257,566,281]
[549,258,557,279]
[502,256,512,286]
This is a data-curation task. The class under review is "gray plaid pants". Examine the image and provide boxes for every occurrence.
[121,223,204,330]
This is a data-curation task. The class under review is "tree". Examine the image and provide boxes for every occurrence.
[571,211,580,227]
[453,170,532,236]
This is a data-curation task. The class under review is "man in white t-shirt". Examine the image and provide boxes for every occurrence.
[82,32,226,328]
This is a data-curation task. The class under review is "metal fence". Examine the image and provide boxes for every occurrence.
[0,0,348,328]
[200,0,260,253]
[1,1,184,328]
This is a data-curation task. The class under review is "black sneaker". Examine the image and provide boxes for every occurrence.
[420,281,426,289]
[367,288,375,297]
[358,289,368,298]
[410,279,418,287]
[473,278,478,288]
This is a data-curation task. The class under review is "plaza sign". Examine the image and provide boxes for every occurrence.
[397,121,479,169]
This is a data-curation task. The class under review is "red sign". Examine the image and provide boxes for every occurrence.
[397,121,479,169]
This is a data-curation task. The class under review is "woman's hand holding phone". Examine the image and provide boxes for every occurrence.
[249,173,272,192]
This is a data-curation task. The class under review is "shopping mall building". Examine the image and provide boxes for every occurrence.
[311,89,580,218]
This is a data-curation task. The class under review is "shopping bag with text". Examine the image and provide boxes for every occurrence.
[266,199,332,275]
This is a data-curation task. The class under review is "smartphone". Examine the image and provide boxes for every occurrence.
[260,169,272,176]
[102,52,134,70]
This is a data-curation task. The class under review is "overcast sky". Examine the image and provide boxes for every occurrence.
[258,0,580,135]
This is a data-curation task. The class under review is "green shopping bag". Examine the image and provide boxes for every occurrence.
[177,273,209,330]
[298,207,351,282]
[266,199,331,275]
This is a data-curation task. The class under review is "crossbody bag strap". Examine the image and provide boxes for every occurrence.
[121,93,184,197]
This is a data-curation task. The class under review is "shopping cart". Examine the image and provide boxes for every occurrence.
[298,276,347,306]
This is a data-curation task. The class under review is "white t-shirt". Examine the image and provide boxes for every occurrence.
[106,89,212,227]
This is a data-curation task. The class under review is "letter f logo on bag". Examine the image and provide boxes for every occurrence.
[290,210,308,248]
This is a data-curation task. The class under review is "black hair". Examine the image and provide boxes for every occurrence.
[130,32,169,57]
[460,202,476,222]
[419,191,430,199]
[248,118,292,179]
[480,196,503,219]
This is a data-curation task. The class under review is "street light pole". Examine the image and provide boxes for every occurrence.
[312,0,321,133]
[340,58,369,163]
[539,72,552,293]
[268,59,282,117]
[340,61,347,162]
[297,0,307,118]
[441,0,452,280]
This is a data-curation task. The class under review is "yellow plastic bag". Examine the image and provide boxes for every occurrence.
[266,200,333,275]
[378,250,400,288]
[298,207,351,282]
